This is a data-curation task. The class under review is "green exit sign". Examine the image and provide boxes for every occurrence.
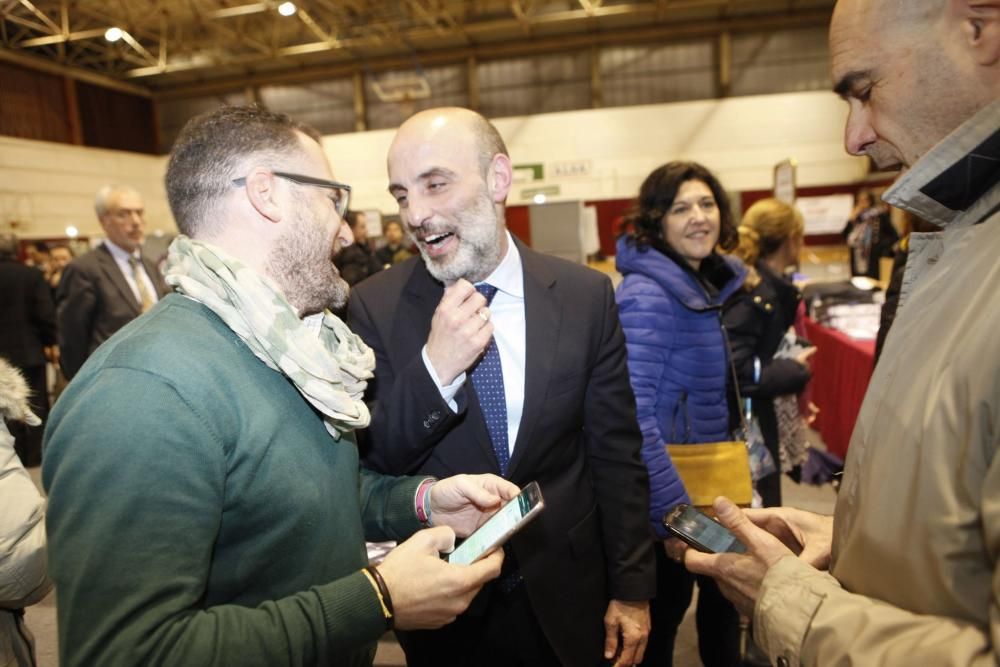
[512,163,544,182]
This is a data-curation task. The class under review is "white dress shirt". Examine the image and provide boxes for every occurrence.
[422,231,526,456]
[104,240,160,308]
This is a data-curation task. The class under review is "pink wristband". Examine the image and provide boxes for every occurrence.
[415,478,435,526]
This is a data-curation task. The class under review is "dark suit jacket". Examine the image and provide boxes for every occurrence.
[0,259,56,369]
[347,238,656,666]
[56,243,170,379]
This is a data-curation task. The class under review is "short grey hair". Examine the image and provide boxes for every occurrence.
[470,112,509,176]
[94,185,141,219]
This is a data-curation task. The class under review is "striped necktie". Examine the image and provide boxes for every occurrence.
[129,256,155,312]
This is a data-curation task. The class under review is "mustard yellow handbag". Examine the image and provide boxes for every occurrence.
[665,442,753,508]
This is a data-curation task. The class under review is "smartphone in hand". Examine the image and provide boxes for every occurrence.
[663,504,747,554]
[446,481,544,565]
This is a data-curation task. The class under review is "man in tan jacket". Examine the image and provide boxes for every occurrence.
[685,1,1000,665]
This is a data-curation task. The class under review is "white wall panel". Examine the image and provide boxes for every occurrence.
[0,136,170,239]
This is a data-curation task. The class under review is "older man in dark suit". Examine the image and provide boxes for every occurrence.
[348,107,655,667]
[57,185,170,379]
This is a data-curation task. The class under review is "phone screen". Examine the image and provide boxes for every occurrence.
[446,482,544,565]
[664,504,747,554]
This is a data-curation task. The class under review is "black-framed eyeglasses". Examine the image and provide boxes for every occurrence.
[232,171,352,219]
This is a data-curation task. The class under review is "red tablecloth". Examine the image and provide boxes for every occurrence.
[802,317,876,460]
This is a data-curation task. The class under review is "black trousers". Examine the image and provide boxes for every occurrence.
[640,546,741,667]
[397,583,563,667]
[9,363,48,468]
[756,469,782,509]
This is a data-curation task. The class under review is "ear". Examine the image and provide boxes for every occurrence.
[241,168,283,223]
[487,153,514,204]
[953,0,1000,65]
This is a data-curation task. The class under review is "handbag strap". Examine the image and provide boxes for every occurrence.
[719,321,753,437]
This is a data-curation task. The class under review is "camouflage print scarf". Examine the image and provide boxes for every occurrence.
[164,235,373,438]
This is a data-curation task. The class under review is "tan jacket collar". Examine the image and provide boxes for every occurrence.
[883,99,1000,230]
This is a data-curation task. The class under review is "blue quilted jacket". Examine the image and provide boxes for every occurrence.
[615,237,747,538]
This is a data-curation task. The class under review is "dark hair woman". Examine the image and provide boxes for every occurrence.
[614,161,746,666]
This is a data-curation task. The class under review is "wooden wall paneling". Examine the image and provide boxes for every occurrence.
[76,81,157,154]
[0,61,73,143]
[62,76,83,145]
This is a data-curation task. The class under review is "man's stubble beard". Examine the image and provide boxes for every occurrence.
[267,206,350,317]
[410,186,504,285]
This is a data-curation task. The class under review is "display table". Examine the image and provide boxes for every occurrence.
[802,317,876,460]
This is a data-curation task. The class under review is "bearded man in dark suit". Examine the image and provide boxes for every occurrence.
[347,107,655,667]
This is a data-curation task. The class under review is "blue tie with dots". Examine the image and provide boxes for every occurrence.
[470,283,510,476]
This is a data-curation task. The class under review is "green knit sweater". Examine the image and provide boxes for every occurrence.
[43,295,424,666]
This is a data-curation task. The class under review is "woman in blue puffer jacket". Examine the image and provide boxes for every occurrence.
[615,161,747,667]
